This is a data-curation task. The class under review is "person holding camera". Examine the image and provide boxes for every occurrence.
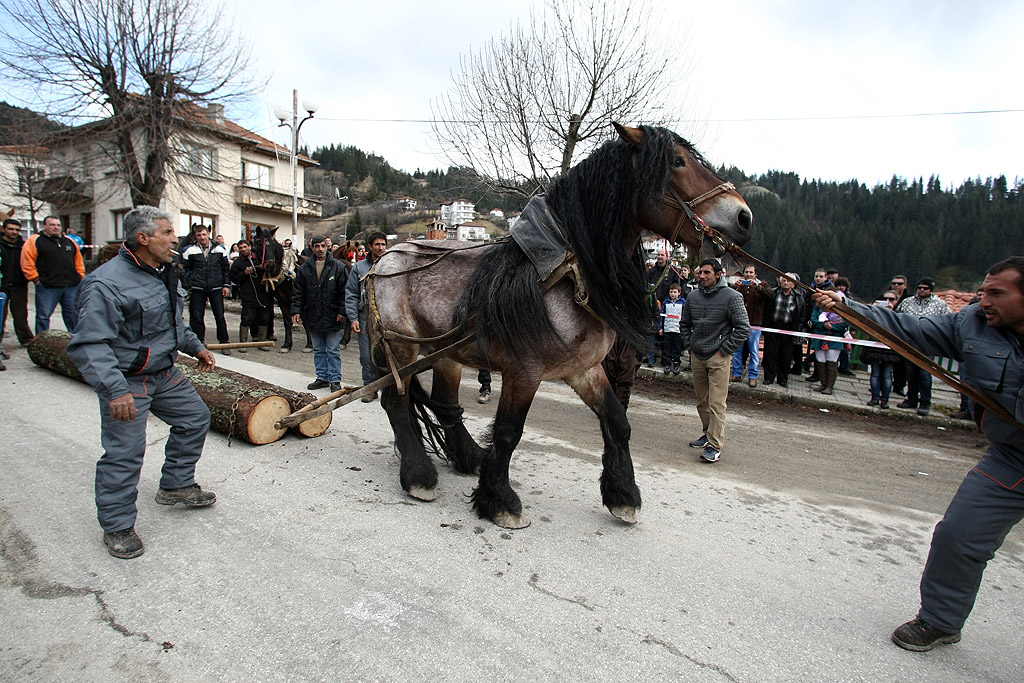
[729,265,773,387]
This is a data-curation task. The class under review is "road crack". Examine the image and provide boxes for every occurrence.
[0,507,166,648]
[527,572,595,611]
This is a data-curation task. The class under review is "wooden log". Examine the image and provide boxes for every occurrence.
[27,330,330,442]
[175,357,290,444]
[177,357,332,439]
[25,329,85,382]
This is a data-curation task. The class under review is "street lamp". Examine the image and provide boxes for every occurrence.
[275,89,318,240]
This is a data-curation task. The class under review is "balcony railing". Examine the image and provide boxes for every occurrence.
[235,185,322,217]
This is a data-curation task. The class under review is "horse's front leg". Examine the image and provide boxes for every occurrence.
[471,374,538,529]
[381,375,439,501]
[565,364,641,524]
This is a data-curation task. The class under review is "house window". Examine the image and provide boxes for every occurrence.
[181,143,215,177]
[17,167,45,194]
[180,212,216,239]
[112,209,129,240]
[242,160,273,190]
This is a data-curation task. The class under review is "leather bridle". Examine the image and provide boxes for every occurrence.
[654,180,737,249]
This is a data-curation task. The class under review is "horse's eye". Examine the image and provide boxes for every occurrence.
[673,156,686,168]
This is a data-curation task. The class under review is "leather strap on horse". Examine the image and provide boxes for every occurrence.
[679,213,1023,430]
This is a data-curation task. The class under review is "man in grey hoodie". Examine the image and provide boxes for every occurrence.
[679,258,751,463]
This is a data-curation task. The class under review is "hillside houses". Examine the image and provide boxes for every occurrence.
[440,198,474,227]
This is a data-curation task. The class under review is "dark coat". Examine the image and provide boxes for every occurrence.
[229,256,271,309]
[291,253,349,332]
[0,235,28,289]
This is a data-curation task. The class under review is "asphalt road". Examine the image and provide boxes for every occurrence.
[1,307,1021,682]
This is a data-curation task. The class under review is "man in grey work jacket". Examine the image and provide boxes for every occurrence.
[68,206,218,560]
[679,258,750,463]
[344,231,386,402]
[813,256,1024,653]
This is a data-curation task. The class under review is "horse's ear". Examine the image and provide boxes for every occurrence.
[613,122,644,147]
[270,227,279,236]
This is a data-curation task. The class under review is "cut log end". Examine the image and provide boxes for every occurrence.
[246,395,291,444]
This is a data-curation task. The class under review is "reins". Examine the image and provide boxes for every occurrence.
[670,206,1023,431]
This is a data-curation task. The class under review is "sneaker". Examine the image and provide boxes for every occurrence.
[361,391,378,403]
[729,375,741,383]
[258,344,271,352]
[700,445,721,463]
[917,406,930,417]
[307,378,330,390]
[155,483,216,507]
[880,401,890,409]
[220,348,231,356]
[748,378,757,388]
[896,400,917,410]
[777,380,788,388]
[688,434,709,449]
[949,410,972,420]
[301,346,314,354]
[103,527,144,559]
[891,617,961,652]
[237,346,247,353]
[867,398,879,407]
[330,382,341,392]
[477,388,491,404]
[0,350,10,360]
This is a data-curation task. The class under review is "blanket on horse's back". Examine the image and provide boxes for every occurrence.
[510,196,567,280]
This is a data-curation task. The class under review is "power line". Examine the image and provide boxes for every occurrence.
[305,108,1024,125]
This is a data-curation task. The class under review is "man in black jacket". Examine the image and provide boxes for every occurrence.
[291,236,349,392]
[1,218,33,349]
[181,226,231,353]
[229,240,273,352]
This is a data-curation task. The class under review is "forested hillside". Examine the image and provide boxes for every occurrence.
[728,169,1022,298]
[307,142,1019,298]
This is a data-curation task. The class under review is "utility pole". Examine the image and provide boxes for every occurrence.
[275,89,318,240]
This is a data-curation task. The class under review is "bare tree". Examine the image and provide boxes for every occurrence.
[0,0,257,207]
[430,0,690,199]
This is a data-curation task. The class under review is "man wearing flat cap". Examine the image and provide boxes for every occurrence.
[895,277,951,415]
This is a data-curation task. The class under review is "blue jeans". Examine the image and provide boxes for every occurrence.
[731,329,762,379]
[308,328,342,383]
[869,363,894,401]
[906,360,933,407]
[34,283,79,334]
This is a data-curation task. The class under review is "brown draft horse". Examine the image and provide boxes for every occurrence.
[368,124,753,528]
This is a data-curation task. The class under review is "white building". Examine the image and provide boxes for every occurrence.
[488,208,504,219]
[440,198,475,227]
[34,102,320,248]
[0,144,49,235]
[395,196,417,210]
[456,221,489,242]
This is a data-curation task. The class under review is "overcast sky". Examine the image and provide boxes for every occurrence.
[232,0,1021,189]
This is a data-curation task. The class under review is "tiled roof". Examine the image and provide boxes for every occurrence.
[937,290,977,314]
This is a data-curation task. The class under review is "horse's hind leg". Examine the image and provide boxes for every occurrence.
[428,359,487,475]
[471,374,538,529]
[565,364,641,524]
[379,350,439,501]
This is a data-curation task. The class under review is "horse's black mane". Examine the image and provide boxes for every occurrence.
[454,126,689,361]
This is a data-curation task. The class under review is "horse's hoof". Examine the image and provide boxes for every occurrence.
[408,485,437,502]
[492,511,531,529]
[278,347,290,354]
[609,506,638,525]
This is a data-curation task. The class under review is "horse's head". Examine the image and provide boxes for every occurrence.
[613,123,752,254]
[250,226,283,278]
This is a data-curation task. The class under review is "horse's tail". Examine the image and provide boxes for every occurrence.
[372,344,465,467]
